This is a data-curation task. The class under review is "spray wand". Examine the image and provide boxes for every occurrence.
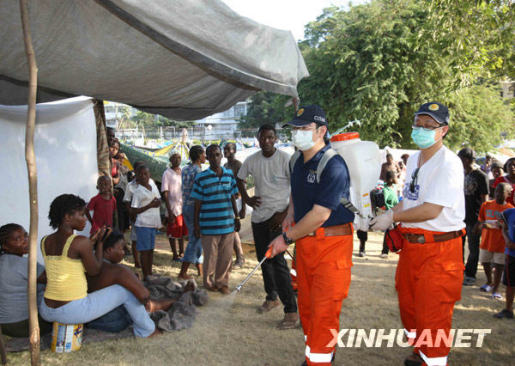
[235,247,273,293]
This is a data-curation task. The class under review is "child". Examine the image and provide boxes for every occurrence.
[476,183,513,299]
[191,145,240,294]
[123,161,146,268]
[494,207,515,318]
[0,224,52,337]
[86,176,117,234]
[161,152,187,261]
[131,165,162,280]
[380,170,400,258]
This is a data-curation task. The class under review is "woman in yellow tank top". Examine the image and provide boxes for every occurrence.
[39,194,157,338]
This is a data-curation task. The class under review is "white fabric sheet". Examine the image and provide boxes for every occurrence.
[0,97,98,263]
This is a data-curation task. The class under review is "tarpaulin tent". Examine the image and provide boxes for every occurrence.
[0,97,98,262]
[0,0,309,119]
[0,1,308,362]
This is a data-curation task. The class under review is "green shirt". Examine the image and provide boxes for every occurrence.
[383,184,399,210]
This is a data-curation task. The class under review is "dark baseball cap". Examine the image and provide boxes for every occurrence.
[457,147,475,160]
[284,104,328,127]
[415,102,449,125]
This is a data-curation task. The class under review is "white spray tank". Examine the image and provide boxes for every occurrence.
[330,132,381,231]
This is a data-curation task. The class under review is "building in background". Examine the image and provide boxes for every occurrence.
[194,101,248,140]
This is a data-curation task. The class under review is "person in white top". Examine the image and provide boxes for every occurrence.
[130,165,162,280]
[123,161,157,268]
[237,124,298,330]
[371,102,465,366]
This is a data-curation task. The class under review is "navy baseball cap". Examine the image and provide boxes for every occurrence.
[284,104,328,127]
[415,102,450,125]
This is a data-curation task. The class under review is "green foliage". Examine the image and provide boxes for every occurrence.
[131,110,193,128]
[242,0,513,150]
[422,0,514,85]
[298,1,448,147]
[445,84,514,152]
[240,92,294,128]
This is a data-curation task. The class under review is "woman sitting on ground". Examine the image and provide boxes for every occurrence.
[38,194,157,338]
[0,224,52,337]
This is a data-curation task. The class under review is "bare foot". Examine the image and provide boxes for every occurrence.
[147,298,176,312]
[183,280,196,293]
[148,328,162,338]
[178,273,192,280]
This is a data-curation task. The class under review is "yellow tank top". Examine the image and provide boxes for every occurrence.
[41,234,87,301]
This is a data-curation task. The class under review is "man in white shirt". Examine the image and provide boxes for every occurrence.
[237,124,298,329]
[371,102,465,366]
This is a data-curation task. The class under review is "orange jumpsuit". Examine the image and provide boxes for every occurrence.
[396,226,464,366]
[296,227,353,366]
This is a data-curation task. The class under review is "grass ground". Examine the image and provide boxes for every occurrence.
[5,228,515,365]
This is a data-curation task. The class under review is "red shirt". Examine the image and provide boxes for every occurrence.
[87,194,117,233]
[493,176,515,206]
[478,200,514,253]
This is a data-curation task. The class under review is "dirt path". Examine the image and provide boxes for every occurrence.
[6,230,514,365]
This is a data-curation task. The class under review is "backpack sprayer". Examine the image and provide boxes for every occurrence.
[235,120,382,292]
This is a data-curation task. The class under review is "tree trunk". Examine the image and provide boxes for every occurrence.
[19,0,40,365]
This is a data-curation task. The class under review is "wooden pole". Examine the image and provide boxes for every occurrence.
[19,0,40,364]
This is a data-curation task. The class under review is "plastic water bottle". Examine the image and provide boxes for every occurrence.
[330,132,382,231]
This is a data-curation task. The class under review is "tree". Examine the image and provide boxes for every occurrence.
[295,0,513,148]
[445,84,514,152]
[240,91,294,128]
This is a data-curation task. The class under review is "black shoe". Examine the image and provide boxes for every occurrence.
[404,353,423,366]
[404,358,423,366]
[493,309,514,319]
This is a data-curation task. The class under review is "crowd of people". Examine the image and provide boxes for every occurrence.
[0,104,514,366]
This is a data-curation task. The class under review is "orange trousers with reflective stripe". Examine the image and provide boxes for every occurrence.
[296,232,353,366]
[396,227,464,365]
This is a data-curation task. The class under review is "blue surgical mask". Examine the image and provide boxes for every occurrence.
[292,129,315,151]
[411,127,438,149]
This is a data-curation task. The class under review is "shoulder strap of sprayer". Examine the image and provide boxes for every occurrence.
[288,148,363,217]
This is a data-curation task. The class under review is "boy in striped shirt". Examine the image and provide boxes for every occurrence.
[191,145,240,294]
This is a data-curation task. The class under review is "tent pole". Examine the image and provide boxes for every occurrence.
[19,0,40,365]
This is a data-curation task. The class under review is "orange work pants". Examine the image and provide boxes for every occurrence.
[296,231,353,366]
[396,227,464,366]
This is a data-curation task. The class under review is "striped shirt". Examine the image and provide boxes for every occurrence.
[190,167,238,235]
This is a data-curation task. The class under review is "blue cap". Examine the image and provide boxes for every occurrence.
[415,102,450,125]
[284,104,327,127]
